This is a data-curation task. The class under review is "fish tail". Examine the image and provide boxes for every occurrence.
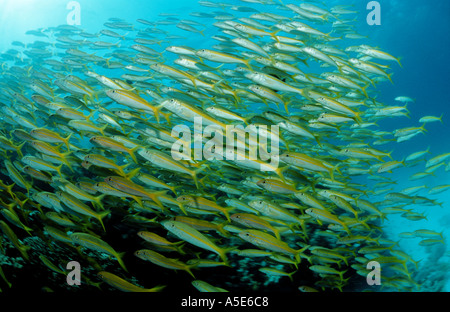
[294,245,308,264]
[341,222,352,235]
[132,196,144,208]
[420,123,427,133]
[185,266,196,278]
[283,100,289,114]
[354,112,364,125]
[16,141,26,158]
[273,228,281,240]
[19,246,30,261]
[330,163,341,181]
[288,270,297,282]
[99,123,108,136]
[152,105,162,123]
[361,84,370,98]
[313,134,321,147]
[125,167,140,179]
[56,164,64,178]
[294,252,301,264]
[175,242,187,255]
[161,111,172,125]
[243,59,253,70]
[146,285,166,292]
[342,256,349,266]
[224,208,233,222]
[62,153,74,172]
[170,185,179,196]
[129,146,141,163]
[97,210,110,232]
[217,221,231,237]
[219,246,237,265]
[117,252,128,272]
[270,29,281,42]
[150,190,167,209]
[387,73,394,85]
[192,165,208,189]
[338,269,347,281]
[275,166,289,183]
[218,250,228,264]
[396,56,403,68]
[94,194,106,209]
[63,132,73,150]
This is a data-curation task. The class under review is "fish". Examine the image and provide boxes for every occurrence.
[106,89,163,123]
[104,175,166,208]
[137,148,206,188]
[0,220,30,260]
[70,232,127,271]
[305,208,351,234]
[231,213,281,239]
[191,280,228,292]
[238,229,306,262]
[134,249,195,277]
[259,267,297,282]
[89,136,140,163]
[56,191,110,231]
[98,271,165,292]
[309,265,347,281]
[161,220,232,263]
[419,114,444,124]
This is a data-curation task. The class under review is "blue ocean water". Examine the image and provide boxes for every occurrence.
[0,0,449,292]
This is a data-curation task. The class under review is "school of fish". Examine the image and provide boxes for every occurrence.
[0,0,448,293]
